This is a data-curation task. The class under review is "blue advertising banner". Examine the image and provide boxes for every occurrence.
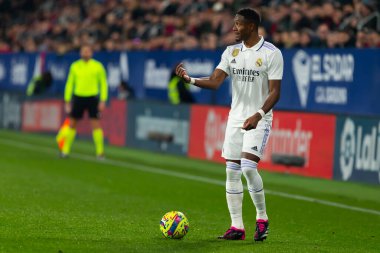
[334,115,380,184]
[126,100,190,155]
[44,53,77,95]
[0,51,229,105]
[1,48,379,116]
[0,53,37,93]
[278,49,380,117]
[127,50,228,105]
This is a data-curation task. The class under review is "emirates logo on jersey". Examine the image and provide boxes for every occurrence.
[232,68,259,76]
[232,68,260,82]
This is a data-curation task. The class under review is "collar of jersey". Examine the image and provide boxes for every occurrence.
[241,36,264,51]
[79,59,93,64]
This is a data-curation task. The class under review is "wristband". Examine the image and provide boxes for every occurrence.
[257,109,265,118]
[190,77,196,85]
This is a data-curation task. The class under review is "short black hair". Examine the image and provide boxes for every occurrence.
[236,8,261,27]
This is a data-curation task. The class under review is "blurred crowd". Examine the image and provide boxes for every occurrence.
[0,0,379,53]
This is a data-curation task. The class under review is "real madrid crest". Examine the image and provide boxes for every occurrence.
[255,58,262,67]
[232,48,239,57]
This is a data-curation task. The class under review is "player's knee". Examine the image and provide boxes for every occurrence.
[226,168,242,182]
[241,158,258,174]
[226,161,242,182]
[90,119,101,129]
[241,158,263,190]
[242,166,257,184]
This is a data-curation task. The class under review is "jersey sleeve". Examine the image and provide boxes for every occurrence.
[268,49,284,80]
[216,48,231,76]
[99,63,108,102]
[64,64,75,102]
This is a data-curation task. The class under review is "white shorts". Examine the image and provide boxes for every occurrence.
[222,119,272,160]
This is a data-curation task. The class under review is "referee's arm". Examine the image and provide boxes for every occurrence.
[64,64,75,113]
[99,64,108,102]
[64,64,75,103]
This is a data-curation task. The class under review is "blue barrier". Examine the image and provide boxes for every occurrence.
[0,48,379,115]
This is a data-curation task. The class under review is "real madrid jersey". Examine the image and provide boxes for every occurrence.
[216,36,283,125]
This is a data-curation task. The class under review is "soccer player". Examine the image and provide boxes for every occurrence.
[59,45,108,159]
[176,8,283,241]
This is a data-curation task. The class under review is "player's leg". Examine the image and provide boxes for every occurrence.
[218,121,245,240]
[61,96,83,157]
[88,96,104,158]
[90,119,104,158]
[61,118,77,157]
[56,118,70,151]
[241,120,272,241]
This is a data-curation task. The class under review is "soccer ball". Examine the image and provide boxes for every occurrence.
[160,211,189,239]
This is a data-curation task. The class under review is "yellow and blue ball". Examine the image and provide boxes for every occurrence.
[160,211,189,239]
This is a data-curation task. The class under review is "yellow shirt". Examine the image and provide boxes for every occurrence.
[64,59,108,102]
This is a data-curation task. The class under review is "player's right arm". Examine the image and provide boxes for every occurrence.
[176,63,227,90]
[175,47,230,90]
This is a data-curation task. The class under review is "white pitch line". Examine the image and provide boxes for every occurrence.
[1,138,380,216]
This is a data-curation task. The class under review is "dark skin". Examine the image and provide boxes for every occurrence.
[176,14,281,163]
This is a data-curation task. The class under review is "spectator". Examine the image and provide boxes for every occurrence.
[118,81,135,100]
[0,0,379,52]
[168,66,194,105]
[299,29,313,48]
[26,71,53,96]
[316,23,330,48]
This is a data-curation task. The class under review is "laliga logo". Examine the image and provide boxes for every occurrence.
[340,118,380,182]
[340,118,356,180]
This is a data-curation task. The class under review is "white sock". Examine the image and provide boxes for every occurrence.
[226,161,244,229]
[241,158,268,221]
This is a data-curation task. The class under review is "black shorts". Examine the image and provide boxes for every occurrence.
[70,95,99,119]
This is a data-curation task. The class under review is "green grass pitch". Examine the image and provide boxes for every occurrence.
[0,130,379,253]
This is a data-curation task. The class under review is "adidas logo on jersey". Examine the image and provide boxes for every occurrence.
[251,146,258,151]
[231,59,236,64]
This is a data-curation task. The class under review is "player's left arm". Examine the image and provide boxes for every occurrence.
[243,49,283,130]
[242,80,281,130]
[260,79,281,115]
[98,63,108,112]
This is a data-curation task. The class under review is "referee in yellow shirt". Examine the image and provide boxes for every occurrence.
[60,45,108,159]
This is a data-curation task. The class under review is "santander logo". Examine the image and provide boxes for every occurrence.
[263,119,313,166]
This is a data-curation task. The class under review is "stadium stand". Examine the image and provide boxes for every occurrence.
[0,0,379,53]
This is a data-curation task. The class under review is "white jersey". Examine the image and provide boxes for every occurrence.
[216,36,283,126]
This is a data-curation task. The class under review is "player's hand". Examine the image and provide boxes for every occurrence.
[64,102,71,114]
[98,101,106,112]
[175,63,191,82]
[242,113,261,130]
